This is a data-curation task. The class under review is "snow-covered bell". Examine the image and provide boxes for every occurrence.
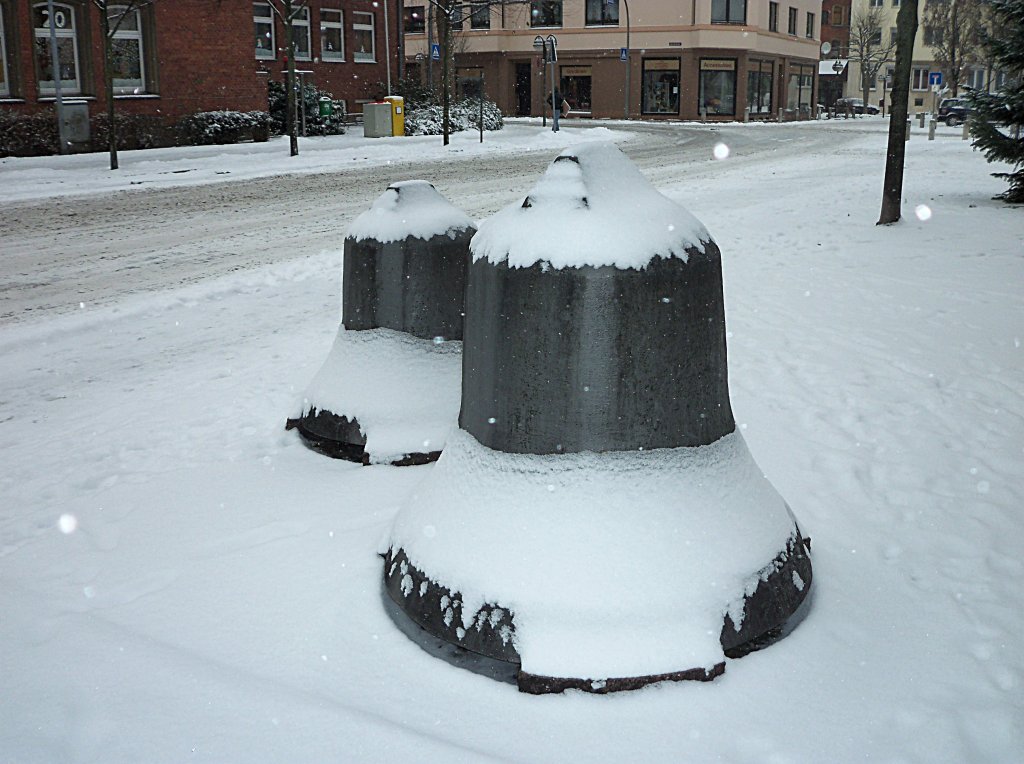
[382,144,812,693]
[288,181,474,465]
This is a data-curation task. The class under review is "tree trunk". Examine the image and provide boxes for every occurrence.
[286,4,298,156]
[878,0,919,225]
[100,9,118,171]
[441,12,450,146]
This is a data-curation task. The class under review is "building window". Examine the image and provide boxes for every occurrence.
[786,63,814,113]
[586,0,618,26]
[912,67,928,90]
[255,3,275,59]
[560,65,592,111]
[108,5,146,94]
[321,9,344,60]
[403,6,425,33]
[787,7,797,34]
[806,12,814,37]
[458,67,484,98]
[768,2,778,32]
[470,1,491,29]
[821,8,829,25]
[353,11,375,62]
[451,3,463,31]
[291,6,311,60]
[747,59,773,114]
[33,3,81,95]
[831,6,844,25]
[699,58,736,115]
[0,4,10,97]
[870,0,883,6]
[712,0,746,24]
[923,26,941,46]
[531,0,562,27]
[642,59,679,114]
[869,27,882,45]
[892,0,900,5]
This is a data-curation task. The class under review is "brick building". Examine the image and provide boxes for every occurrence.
[817,0,850,106]
[0,1,400,124]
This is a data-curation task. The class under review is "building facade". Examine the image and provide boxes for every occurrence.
[403,0,822,121]
[0,1,400,124]
[817,0,850,105]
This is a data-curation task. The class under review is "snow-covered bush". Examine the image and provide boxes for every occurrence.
[0,110,59,157]
[267,80,347,136]
[404,98,504,136]
[177,111,271,146]
[91,114,166,151]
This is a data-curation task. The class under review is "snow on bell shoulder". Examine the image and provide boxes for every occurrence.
[295,327,462,464]
[470,142,711,271]
[387,429,802,680]
[346,180,476,244]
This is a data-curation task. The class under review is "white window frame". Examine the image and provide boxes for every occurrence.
[321,8,345,61]
[34,2,81,95]
[255,2,275,60]
[353,11,375,63]
[109,5,146,94]
[0,5,10,97]
[291,6,311,60]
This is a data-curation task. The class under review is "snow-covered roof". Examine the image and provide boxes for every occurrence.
[470,142,711,270]
[347,180,475,244]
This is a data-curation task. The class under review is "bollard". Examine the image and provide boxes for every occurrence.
[288,181,474,464]
[383,144,812,694]
[906,119,912,142]
[962,118,970,140]
[929,119,937,141]
[918,112,926,128]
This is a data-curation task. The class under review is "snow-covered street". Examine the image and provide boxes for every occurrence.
[1,119,1022,762]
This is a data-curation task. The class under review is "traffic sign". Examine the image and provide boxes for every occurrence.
[928,71,943,86]
[430,43,441,61]
[620,47,628,61]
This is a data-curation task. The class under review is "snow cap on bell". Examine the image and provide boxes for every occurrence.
[470,142,711,270]
[347,180,476,244]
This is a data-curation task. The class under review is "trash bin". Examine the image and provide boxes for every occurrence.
[383,95,405,136]
[383,143,812,693]
[363,102,394,138]
[287,181,475,464]
[318,96,333,118]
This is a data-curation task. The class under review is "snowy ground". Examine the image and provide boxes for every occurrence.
[1,118,1022,763]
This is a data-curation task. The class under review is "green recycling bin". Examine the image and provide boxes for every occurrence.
[318,97,333,117]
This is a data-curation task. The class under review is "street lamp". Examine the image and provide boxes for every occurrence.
[621,0,631,120]
[533,34,559,133]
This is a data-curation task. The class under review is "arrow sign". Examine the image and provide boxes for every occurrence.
[430,43,441,61]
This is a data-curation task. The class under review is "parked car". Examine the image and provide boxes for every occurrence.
[834,98,880,115]
[937,97,970,126]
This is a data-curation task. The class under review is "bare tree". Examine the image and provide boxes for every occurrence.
[92,0,158,171]
[849,5,897,109]
[878,0,919,225]
[923,0,984,96]
[266,0,308,156]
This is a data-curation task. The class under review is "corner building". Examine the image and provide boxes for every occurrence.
[403,0,821,121]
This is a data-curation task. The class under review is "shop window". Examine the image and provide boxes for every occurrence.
[292,6,311,60]
[255,3,275,59]
[586,0,618,26]
[712,0,746,24]
[321,9,344,60]
[353,11,375,62]
[699,59,736,116]
[806,12,814,38]
[560,65,592,111]
[470,2,491,29]
[403,6,425,33]
[33,2,82,95]
[768,2,778,32]
[786,63,814,113]
[0,4,10,97]
[787,7,797,35]
[642,59,679,115]
[746,59,773,114]
[531,0,562,27]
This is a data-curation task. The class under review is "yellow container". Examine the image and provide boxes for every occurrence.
[383,95,405,136]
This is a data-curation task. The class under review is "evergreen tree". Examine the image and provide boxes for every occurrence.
[967,0,1024,202]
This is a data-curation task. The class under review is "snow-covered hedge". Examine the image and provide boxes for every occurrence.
[405,98,504,136]
[267,80,347,136]
[0,110,169,157]
[177,111,271,146]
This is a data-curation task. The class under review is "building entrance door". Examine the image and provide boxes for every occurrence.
[515,63,531,116]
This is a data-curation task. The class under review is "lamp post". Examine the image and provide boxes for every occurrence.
[533,34,559,133]
[621,0,631,120]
